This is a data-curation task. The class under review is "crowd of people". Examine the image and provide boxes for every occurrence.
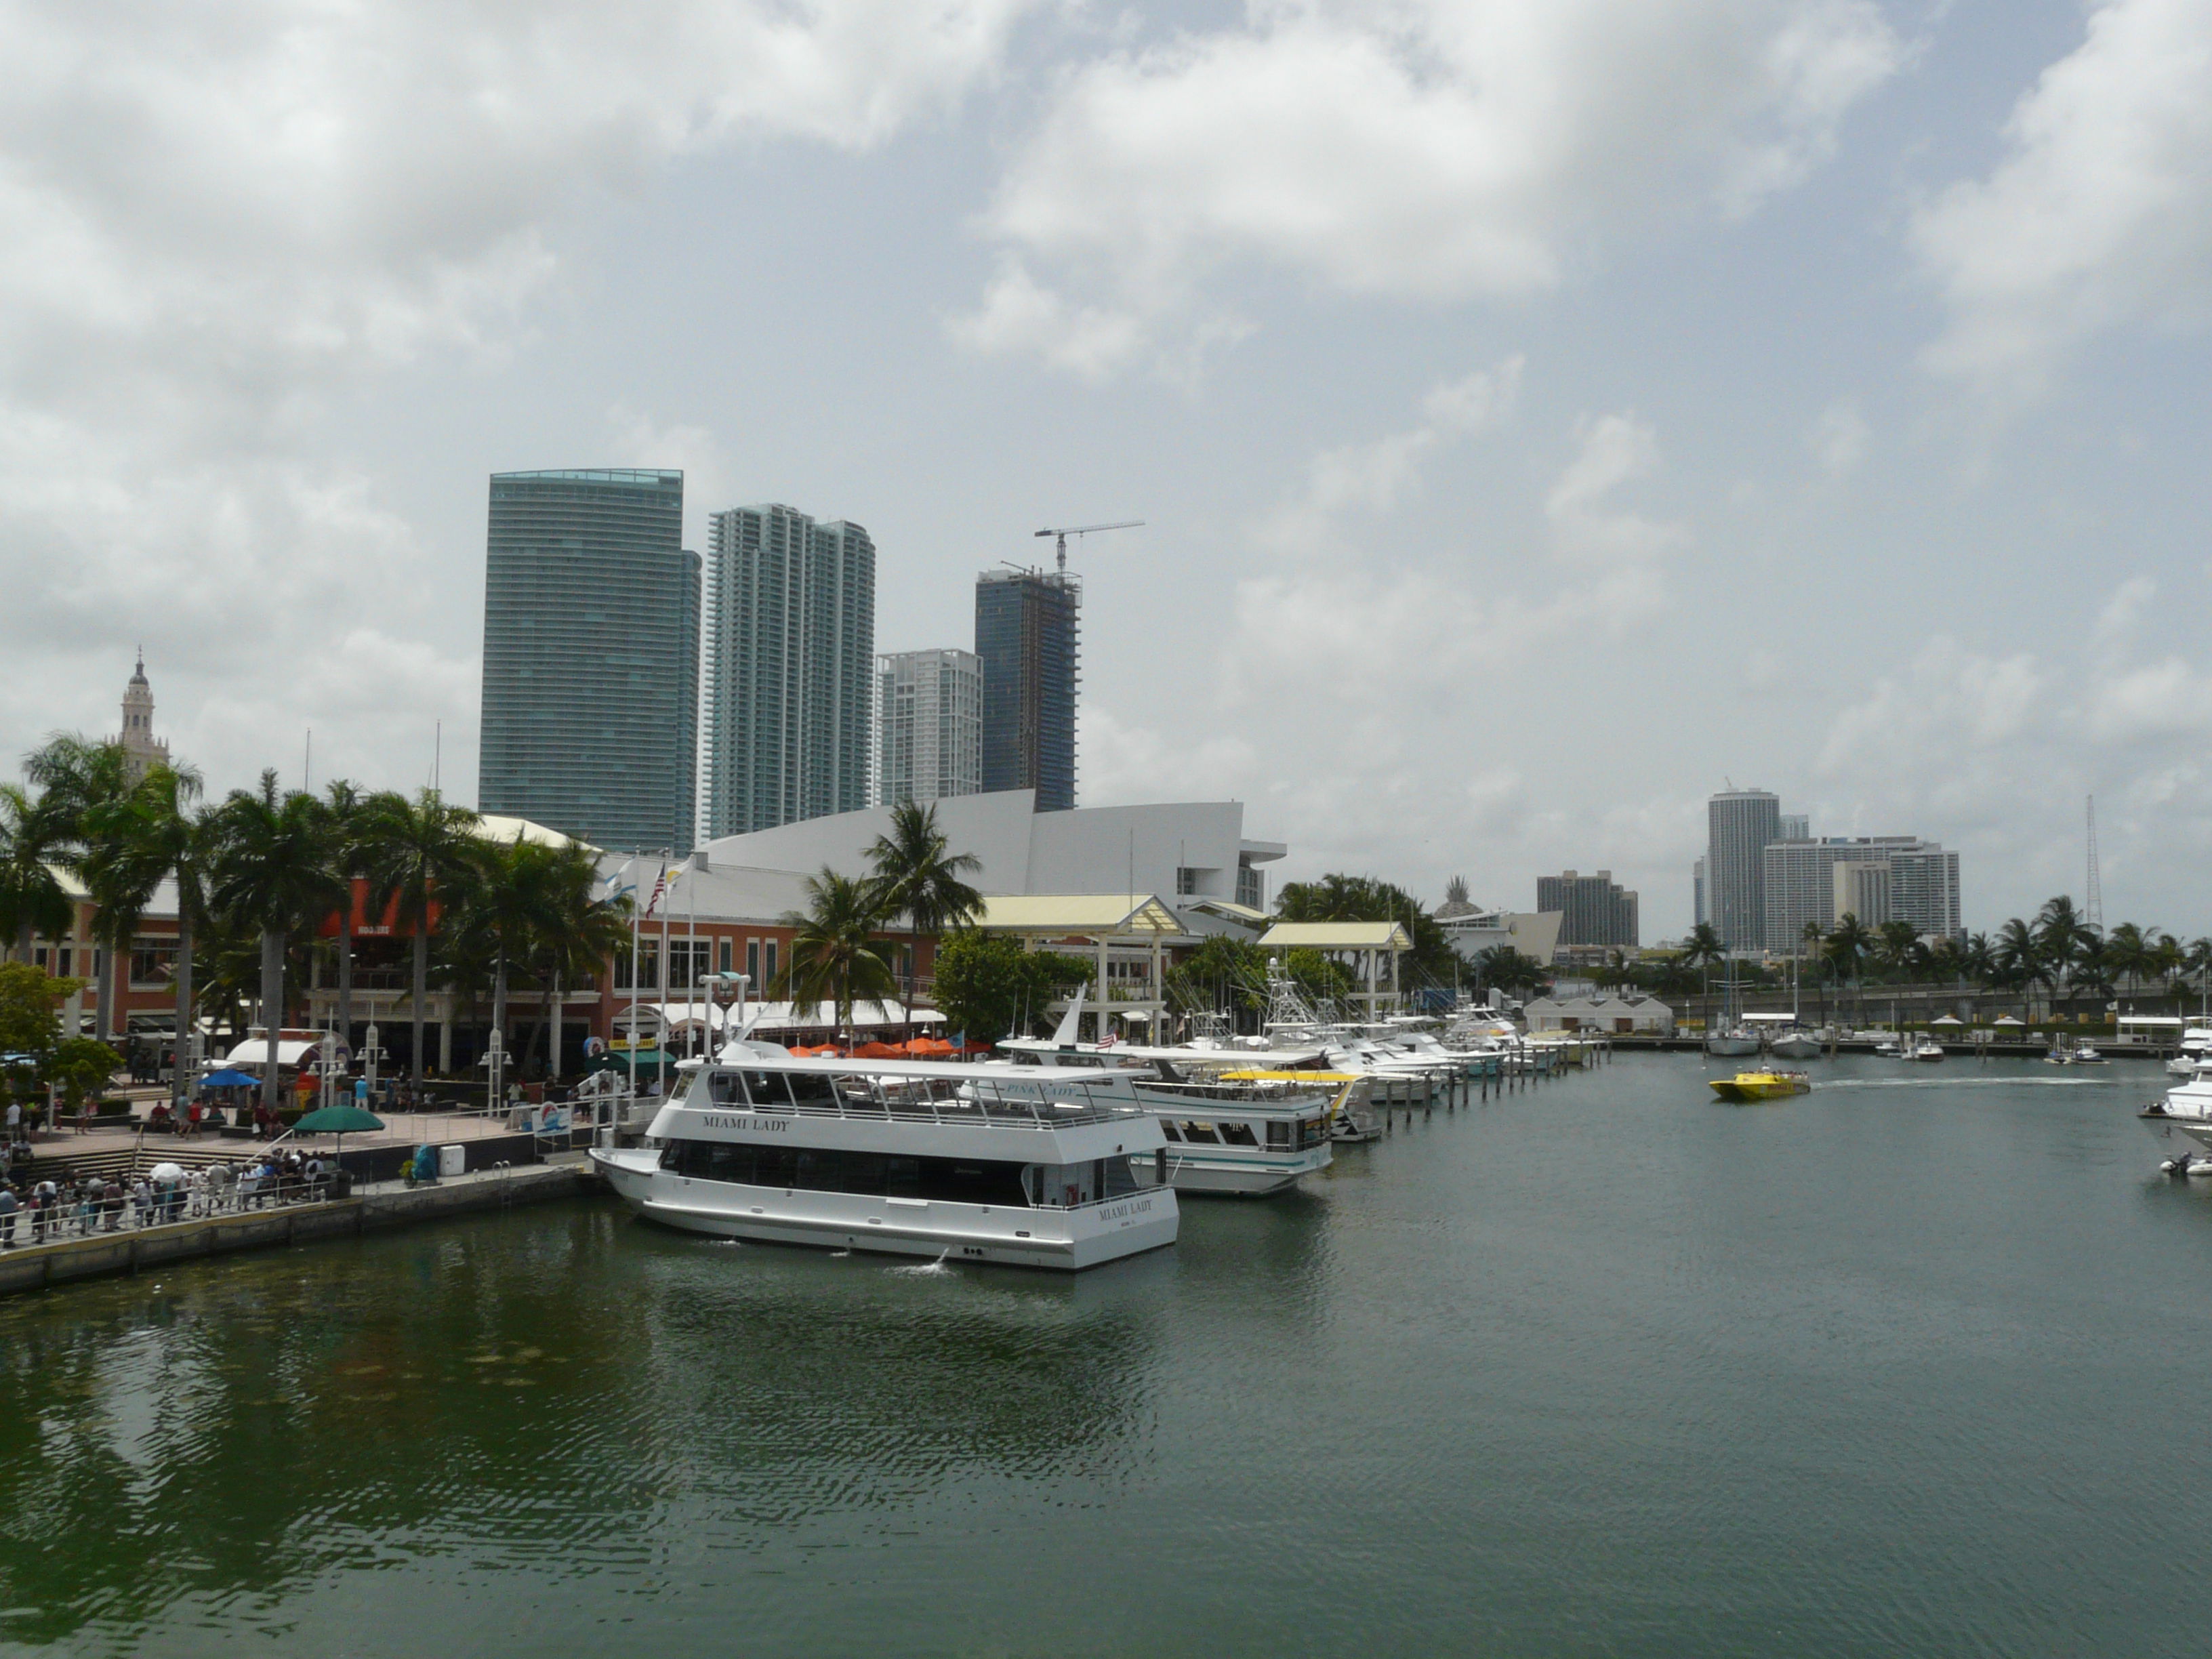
[0,1151,342,1249]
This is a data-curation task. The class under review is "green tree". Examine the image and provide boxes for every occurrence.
[863,800,984,1027]
[24,735,135,1037]
[1993,916,2045,1002]
[1470,945,1550,1000]
[1165,935,1271,1023]
[1275,873,1458,990]
[47,1036,120,1114]
[777,869,898,1040]
[928,930,1094,1044]
[209,772,344,1113]
[361,788,481,1087]
[0,962,73,1110]
[527,841,628,1077]
[1824,913,1875,1023]
[320,779,374,1051]
[0,781,73,963]
[79,760,211,1109]
[1286,947,1359,1007]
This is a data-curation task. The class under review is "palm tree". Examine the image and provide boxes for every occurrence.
[778,868,897,1042]
[79,761,209,1111]
[528,841,628,1078]
[361,788,480,1090]
[2034,895,2095,1017]
[1875,920,1921,983]
[319,780,374,1053]
[447,834,577,1082]
[0,782,72,964]
[1824,913,1875,1024]
[24,736,135,1037]
[863,801,983,1029]
[209,772,344,1114]
[1993,917,2045,1008]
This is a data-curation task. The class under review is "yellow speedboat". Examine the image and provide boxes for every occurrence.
[1709,1069,1811,1102]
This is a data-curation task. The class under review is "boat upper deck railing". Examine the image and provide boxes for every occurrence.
[674,1067,1147,1130]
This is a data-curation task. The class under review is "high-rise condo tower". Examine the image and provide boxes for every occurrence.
[478,469,698,853]
[699,504,876,839]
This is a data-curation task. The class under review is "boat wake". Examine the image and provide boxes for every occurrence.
[1818,1075,2127,1090]
[887,1249,956,1277]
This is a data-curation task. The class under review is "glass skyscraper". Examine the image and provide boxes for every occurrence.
[478,469,698,854]
[976,567,1079,811]
[698,504,876,838]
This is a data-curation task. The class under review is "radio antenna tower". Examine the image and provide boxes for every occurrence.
[2085,795,2104,933]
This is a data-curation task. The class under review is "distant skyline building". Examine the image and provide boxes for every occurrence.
[115,651,169,783]
[1779,813,1809,841]
[1762,833,1965,947]
[1693,857,1707,928]
[1706,789,1781,952]
[699,504,876,840]
[976,567,1080,812]
[1536,869,1640,948]
[878,648,981,806]
[478,469,698,854]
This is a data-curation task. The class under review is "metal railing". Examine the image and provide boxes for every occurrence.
[0,1168,345,1247]
[693,1071,1146,1130]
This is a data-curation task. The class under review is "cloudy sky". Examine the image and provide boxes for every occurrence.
[3,0,2209,938]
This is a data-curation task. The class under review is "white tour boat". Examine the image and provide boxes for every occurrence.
[590,1050,1178,1270]
[998,1031,1343,1195]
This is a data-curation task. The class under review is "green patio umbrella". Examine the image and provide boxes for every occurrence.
[291,1104,386,1170]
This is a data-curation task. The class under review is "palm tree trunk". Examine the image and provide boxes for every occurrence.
[410,926,428,1091]
[544,974,560,1080]
[171,911,194,1113]
[260,927,285,1116]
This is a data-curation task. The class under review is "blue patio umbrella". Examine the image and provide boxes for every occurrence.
[201,1067,262,1088]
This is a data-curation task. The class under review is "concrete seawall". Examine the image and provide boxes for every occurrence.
[0,1163,603,1298]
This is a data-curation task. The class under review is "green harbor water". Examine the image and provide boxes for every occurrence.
[5,1053,2211,1656]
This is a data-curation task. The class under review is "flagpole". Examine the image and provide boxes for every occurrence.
[627,851,640,1107]
[658,847,673,1099]
[686,854,698,1062]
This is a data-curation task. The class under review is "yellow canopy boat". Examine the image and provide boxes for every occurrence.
[1709,1069,1811,1102]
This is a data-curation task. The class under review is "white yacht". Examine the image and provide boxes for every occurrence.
[2146,1065,2212,1155]
[590,1050,1178,1271]
[1704,1027,1761,1058]
[997,1035,1343,1195]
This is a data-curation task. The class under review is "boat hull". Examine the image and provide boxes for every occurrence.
[1704,1036,1761,1057]
[1769,1036,1822,1059]
[591,1149,1177,1271]
[1709,1073,1811,1103]
[1146,1148,1330,1196]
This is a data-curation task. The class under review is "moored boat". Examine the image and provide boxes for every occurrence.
[590,1052,1178,1270]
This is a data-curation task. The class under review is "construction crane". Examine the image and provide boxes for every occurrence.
[1035,519,1144,575]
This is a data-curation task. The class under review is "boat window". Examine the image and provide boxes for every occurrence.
[1266,1120,1290,1147]
[1297,1117,1330,1150]
[1217,1122,1258,1147]
[785,1070,838,1107]
[1160,1120,1183,1141]
[1101,1156,1141,1198]
[707,1071,745,1107]
[1179,1121,1221,1144]
[661,1140,1027,1205]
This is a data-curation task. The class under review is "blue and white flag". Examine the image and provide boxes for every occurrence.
[601,858,638,906]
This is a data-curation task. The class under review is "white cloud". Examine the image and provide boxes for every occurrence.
[1546,413,1685,571]
[0,0,1033,792]
[1912,0,2212,398]
[2086,659,2212,740]
[1809,399,1870,477]
[1258,356,1523,552]
[958,0,1902,369]
[2093,574,2158,644]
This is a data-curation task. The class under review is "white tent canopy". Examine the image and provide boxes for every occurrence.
[220,1038,321,1068]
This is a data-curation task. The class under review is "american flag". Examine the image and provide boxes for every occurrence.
[642,864,672,918]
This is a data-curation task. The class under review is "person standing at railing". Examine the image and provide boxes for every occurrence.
[0,1184,18,1249]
